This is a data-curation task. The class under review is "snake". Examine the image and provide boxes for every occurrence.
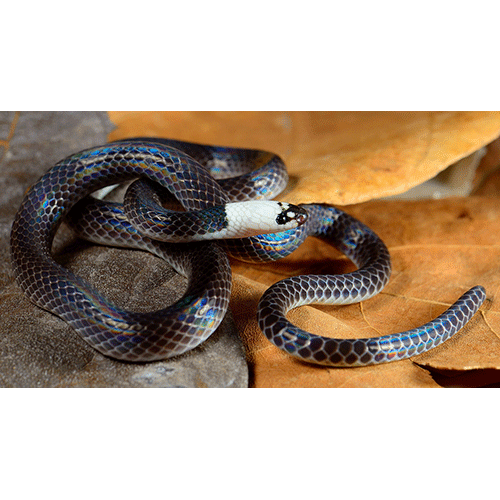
[9,138,486,366]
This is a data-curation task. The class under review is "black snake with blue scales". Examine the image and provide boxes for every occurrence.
[9,138,486,365]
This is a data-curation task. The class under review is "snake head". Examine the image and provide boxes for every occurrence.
[275,202,308,227]
[223,200,307,238]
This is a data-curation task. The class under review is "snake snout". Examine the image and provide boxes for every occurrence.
[275,202,308,227]
[295,207,308,226]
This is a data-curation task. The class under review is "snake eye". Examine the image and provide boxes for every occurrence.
[275,203,307,226]
[276,210,295,225]
[275,211,291,225]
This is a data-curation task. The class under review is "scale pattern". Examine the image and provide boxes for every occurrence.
[9,139,296,361]
[257,204,486,366]
[10,138,486,365]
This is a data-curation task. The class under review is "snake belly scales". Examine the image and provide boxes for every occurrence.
[9,138,486,366]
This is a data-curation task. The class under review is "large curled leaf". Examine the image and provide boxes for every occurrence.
[109,111,500,387]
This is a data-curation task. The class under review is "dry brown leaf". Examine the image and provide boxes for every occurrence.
[107,111,500,387]
[109,111,500,204]
[230,196,500,386]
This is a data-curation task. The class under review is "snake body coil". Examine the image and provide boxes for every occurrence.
[10,138,486,365]
[257,204,486,366]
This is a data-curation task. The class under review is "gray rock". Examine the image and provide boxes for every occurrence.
[0,111,248,387]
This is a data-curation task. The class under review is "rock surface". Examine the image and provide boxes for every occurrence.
[0,111,248,387]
